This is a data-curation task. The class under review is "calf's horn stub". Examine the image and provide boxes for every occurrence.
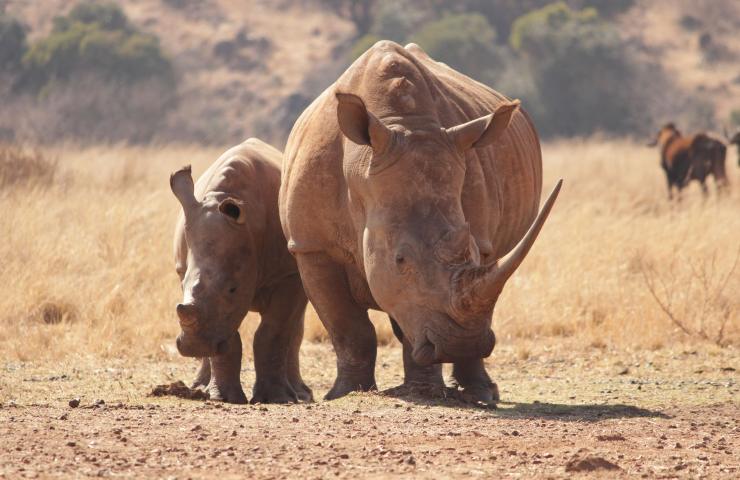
[452,179,563,319]
[170,165,199,214]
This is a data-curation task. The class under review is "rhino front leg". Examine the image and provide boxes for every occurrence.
[191,358,211,389]
[451,358,500,405]
[251,274,312,403]
[207,332,248,404]
[296,252,377,400]
[390,318,443,387]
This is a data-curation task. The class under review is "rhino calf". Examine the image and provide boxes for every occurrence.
[170,138,312,404]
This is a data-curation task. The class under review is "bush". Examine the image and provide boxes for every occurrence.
[0,143,57,188]
[21,1,173,92]
[410,13,505,85]
[0,12,26,71]
[730,110,740,127]
[508,2,645,136]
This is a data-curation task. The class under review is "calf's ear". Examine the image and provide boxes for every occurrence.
[446,100,520,151]
[336,92,393,154]
[170,166,198,213]
[218,197,247,225]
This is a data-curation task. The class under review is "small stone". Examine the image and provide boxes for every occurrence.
[68,398,80,408]
[66,441,76,447]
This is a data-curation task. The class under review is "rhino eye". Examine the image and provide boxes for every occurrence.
[395,253,405,265]
[228,286,237,294]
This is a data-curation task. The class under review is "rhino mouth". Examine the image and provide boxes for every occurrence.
[410,322,495,366]
[176,332,230,357]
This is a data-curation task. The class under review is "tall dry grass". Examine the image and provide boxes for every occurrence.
[0,139,738,362]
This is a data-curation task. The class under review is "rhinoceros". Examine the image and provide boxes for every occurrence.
[171,138,312,404]
[280,41,561,403]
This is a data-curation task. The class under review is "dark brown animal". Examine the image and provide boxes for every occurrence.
[650,123,728,199]
[729,131,740,167]
[280,41,561,404]
[171,138,312,404]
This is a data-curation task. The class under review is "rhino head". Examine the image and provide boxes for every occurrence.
[170,166,259,357]
[336,93,561,366]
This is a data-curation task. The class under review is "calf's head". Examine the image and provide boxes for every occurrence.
[336,93,560,366]
[170,166,259,357]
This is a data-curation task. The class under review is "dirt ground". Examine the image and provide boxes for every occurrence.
[1,341,737,479]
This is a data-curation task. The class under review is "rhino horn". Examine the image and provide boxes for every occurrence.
[452,179,562,319]
[170,165,199,215]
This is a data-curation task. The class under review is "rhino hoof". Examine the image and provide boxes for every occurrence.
[459,382,500,406]
[251,380,299,404]
[208,383,248,404]
[325,378,377,400]
[290,380,314,403]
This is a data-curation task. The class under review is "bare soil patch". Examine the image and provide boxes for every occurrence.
[1,343,737,478]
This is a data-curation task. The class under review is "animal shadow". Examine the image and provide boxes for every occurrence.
[381,383,669,422]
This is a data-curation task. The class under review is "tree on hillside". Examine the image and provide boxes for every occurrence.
[508,2,638,136]
[0,11,26,72]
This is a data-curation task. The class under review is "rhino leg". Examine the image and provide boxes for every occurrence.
[296,252,377,400]
[451,359,500,405]
[287,310,314,403]
[207,332,248,404]
[390,318,443,387]
[191,357,211,389]
[251,274,312,404]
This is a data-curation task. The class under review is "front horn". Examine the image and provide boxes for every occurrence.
[451,179,563,318]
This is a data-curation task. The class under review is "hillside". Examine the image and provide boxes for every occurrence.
[5,0,355,146]
[4,0,740,144]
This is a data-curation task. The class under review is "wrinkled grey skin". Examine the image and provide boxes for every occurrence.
[280,41,561,404]
[171,138,312,404]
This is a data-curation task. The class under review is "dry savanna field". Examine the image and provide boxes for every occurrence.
[1,139,739,478]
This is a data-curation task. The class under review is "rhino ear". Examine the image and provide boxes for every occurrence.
[170,166,198,214]
[446,100,520,151]
[218,197,247,225]
[336,92,393,154]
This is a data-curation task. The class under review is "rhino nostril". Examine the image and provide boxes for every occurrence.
[176,303,198,328]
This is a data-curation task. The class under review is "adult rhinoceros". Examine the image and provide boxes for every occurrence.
[280,41,561,404]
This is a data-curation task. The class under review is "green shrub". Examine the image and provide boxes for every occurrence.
[21,1,173,92]
[507,2,641,136]
[0,13,26,71]
[349,34,382,60]
[730,110,740,127]
[410,13,504,85]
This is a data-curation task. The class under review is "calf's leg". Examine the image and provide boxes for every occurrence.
[252,274,312,403]
[207,332,248,404]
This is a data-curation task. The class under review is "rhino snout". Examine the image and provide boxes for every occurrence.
[413,327,496,365]
[175,331,229,358]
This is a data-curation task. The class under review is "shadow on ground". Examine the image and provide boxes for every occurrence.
[381,383,670,422]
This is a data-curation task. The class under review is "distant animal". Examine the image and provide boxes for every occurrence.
[729,131,740,167]
[649,123,728,199]
[280,40,561,405]
[170,138,312,404]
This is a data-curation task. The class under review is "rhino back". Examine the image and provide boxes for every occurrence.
[404,43,542,259]
[281,41,543,263]
[176,138,297,285]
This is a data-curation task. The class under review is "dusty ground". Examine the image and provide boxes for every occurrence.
[1,341,737,479]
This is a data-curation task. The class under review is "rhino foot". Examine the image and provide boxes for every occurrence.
[290,379,314,403]
[191,358,211,390]
[207,381,248,404]
[325,376,377,400]
[251,379,299,404]
[457,381,500,406]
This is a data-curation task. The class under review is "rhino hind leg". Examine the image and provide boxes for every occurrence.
[287,311,314,402]
[295,252,377,400]
[191,357,211,389]
[451,358,500,406]
[207,333,248,404]
[389,318,444,387]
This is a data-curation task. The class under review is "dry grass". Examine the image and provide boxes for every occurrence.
[0,139,738,363]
